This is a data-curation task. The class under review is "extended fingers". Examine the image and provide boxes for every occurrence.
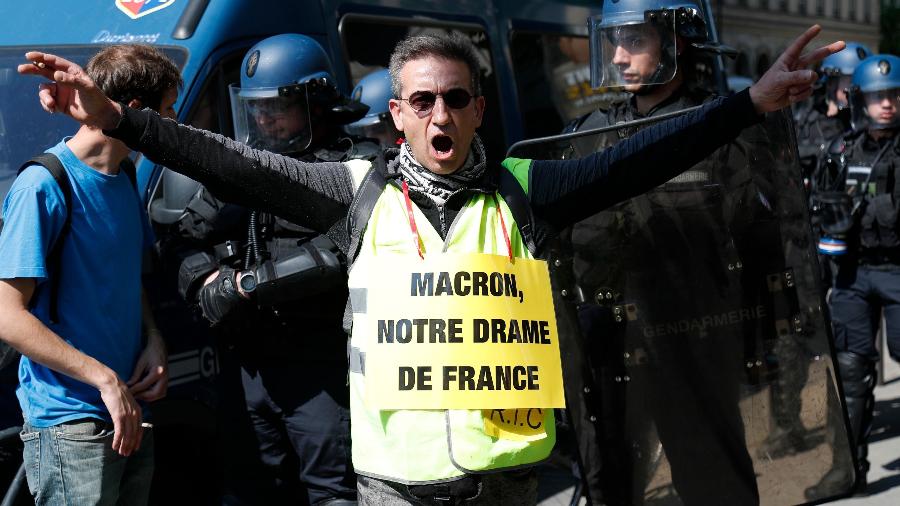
[18,52,80,80]
[797,41,846,68]
[25,51,82,74]
[780,25,822,63]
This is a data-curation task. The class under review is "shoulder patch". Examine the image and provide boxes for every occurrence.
[501,157,532,195]
[345,159,374,193]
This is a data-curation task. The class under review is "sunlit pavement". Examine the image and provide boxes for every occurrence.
[828,358,900,505]
[537,358,900,506]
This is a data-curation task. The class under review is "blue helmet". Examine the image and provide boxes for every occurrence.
[237,34,334,96]
[821,42,872,77]
[820,42,872,112]
[344,68,402,147]
[588,0,735,89]
[229,34,366,154]
[849,54,900,131]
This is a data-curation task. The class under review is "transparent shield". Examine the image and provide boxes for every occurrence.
[344,112,403,148]
[229,83,312,154]
[510,111,855,505]
[589,14,677,89]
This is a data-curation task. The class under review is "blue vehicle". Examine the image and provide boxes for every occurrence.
[0,0,731,503]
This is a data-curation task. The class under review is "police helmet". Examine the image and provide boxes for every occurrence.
[588,0,734,89]
[344,68,402,148]
[848,54,900,131]
[229,34,367,155]
[820,42,871,111]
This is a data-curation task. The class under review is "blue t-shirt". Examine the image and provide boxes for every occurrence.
[0,139,152,427]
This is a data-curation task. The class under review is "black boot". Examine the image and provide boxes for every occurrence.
[804,352,874,500]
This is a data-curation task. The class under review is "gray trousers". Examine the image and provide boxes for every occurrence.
[357,469,538,505]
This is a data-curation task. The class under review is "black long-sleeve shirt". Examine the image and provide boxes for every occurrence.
[107,89,762,254]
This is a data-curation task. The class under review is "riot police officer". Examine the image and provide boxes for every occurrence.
[560,1,778,504]
[806,54,900,498]
[796,43,871,189]
[163,34,371,505]
[344,68,403,149]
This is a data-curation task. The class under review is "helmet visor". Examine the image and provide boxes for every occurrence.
[230,84,312,154]
[344,112,402,148]
[825,75,852,109]
[850,87,900,131]
[589,13,677,89]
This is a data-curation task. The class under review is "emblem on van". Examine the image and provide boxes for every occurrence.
[116,0,176,20]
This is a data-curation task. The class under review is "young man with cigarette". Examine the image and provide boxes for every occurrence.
[0,44,180,505]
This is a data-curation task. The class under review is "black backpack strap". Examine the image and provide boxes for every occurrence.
[119,157,138,191]
[498,167,537,256]
[346,155,388,268]
[16,153,72,323]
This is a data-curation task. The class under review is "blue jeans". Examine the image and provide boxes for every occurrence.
[19,418,154,506]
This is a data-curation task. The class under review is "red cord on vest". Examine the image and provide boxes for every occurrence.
[491,195,514,262]
[401,180,425,259]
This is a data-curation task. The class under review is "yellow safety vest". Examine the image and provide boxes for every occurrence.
[346,163,556,483]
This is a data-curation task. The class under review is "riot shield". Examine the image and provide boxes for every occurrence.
[509,110,855,505]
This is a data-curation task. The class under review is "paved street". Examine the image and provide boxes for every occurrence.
[538,358,900,506]
[829,358,900,505]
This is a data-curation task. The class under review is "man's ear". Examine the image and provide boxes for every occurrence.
[127,98,143,110]
[389,98,404,132]
[474,96,486,128]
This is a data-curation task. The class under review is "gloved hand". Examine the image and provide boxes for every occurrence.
[198,266,244,324]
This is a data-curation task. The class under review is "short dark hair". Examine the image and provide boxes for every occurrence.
[86,44,182,111]
[388,34,482,98]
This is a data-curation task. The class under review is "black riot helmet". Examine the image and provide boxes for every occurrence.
[589,0,735,89]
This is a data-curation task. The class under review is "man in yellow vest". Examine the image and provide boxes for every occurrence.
[19,25,842,505]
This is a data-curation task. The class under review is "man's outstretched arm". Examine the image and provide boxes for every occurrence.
[18,55,356,233]
[519,25,844,229]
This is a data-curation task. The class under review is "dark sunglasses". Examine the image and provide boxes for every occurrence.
[398,88,475,113]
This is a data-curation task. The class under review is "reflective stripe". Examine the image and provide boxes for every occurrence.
[349,346,366,375]
[350,287,367,314]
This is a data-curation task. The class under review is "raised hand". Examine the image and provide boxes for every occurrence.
[17,51,123,130]
[749,25,845,114]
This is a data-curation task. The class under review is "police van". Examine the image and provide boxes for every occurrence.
[0,0,729,502]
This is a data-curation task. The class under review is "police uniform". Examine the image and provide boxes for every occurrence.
[163,138,374,505]
[820,129,900,487]
[560,85,762,506]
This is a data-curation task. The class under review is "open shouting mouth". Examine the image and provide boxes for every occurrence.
[431,134,455,160]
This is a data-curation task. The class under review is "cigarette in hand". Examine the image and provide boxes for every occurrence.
[32,61,46,69]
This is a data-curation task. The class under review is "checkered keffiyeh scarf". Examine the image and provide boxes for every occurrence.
[394,134,488,207]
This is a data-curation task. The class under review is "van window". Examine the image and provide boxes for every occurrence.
[340,16,506,161]
[147,49,245,227]
[509,32,627,138]
[0,46,186,202]
[184,50,245,135]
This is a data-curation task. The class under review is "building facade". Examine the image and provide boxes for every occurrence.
[714,0,880,79]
